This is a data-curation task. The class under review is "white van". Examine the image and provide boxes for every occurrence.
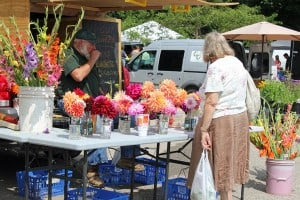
[126,39,207,92]
[127,39,247,92]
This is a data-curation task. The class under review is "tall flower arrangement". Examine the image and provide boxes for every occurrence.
[0,4,84,87]
[251,104,300,160]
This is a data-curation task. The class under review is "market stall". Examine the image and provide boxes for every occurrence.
[0,1,242,200]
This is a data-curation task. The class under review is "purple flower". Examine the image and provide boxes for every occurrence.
[24,42,38,77]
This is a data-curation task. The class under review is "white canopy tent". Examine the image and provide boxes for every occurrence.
[122,21,184,43]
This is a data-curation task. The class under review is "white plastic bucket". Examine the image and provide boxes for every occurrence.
[18,86,54,132]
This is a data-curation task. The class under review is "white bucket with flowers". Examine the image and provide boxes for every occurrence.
[0,4,84,132]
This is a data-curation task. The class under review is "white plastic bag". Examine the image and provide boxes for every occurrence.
[190,150,217,200]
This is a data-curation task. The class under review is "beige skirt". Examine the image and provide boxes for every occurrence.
[187,111,249,192]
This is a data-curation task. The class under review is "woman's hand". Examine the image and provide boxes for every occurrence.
[201,131,212,150]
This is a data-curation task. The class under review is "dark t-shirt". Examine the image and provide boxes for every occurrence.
[286,57,291,71]
[59,48,101,97]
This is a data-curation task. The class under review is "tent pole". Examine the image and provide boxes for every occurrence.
[261,35,264,80]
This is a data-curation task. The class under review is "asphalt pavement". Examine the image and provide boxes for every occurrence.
[0,140,299,200]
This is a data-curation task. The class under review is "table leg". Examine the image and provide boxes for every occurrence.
[48,147,53,200]
[163,142,170,200]
[130,145,136,200]
[24,143,29,200]
[153,143,160,200]
[241,184,244,200]
[82,150,88,200]
[64,150,69,200]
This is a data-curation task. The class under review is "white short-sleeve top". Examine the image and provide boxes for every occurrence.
[199,55,247,119]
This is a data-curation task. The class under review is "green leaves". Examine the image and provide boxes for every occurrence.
[108,5,276,40]
[260,80,298,110]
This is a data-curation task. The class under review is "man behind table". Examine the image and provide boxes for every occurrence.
[60,29,107,187]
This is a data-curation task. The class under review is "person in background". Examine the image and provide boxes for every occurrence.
[130,45,141,58]
[121,44,129,66]
[187,32,249,200]
[284,53,291,71]
[59,29,107,187]
[274,55,281,70]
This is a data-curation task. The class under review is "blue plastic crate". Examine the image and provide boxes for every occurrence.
[16,169,72,200]
[163,178,190,200]
[134,157,166,185]
[68,187,129,200]
[99,161,131,186]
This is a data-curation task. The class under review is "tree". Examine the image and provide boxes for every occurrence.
[238,0,300,30]
[108,5,277,39]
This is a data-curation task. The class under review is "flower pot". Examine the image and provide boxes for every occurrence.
[18,86,54,132]
[266,158,295,196]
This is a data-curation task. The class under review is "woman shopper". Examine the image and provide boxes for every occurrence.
[187,32,249,200]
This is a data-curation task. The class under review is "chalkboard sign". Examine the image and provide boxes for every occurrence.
[83,18,121,95]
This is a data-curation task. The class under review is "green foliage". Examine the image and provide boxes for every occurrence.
[238,0,300,30]
[107,5,277,40]
[260,80,298,110]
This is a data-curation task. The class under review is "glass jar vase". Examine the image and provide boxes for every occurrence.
[81,111,93,137]
[118,114,131,134]
[69,117,81,140]
[96,115,112,139]
[159,114,169,134]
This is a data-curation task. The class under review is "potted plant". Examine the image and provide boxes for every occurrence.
[250,103,300,196]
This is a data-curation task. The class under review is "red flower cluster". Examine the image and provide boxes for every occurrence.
[92,96,117,119]
[73,88,93,112]
[73,88,85,97]
[126,83,142,101]
[0,75,10,100]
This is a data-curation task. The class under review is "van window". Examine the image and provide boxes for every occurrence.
[130,51,156,71]
[158,50,184,71]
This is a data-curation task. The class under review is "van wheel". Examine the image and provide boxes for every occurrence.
[185,86,199,94]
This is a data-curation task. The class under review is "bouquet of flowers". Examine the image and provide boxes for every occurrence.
[73,88,94,112]
[0,4,84,87]
[92,95,117,119]
[251,104,300,160]
[125,83,142,101]
[113,91,134,115]
[63,91,86,118]
[181,92,201,114]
